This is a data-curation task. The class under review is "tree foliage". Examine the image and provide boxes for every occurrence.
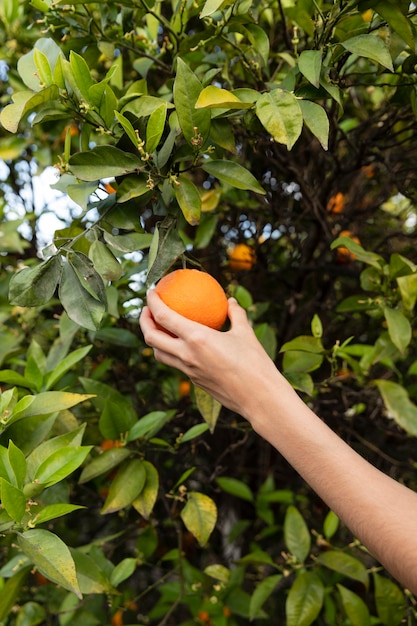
[1,0,417,624]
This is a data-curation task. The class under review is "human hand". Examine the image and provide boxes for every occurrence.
[139,289,281,418]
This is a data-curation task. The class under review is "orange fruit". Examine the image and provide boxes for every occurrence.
[154,269,228,330]
[104,182,117,194]
[227,243,256,271]
[179,379,191,397]
[100,439,122,451]
[111,609,124,626]
[336,230,360,264]
[326,192,345,215]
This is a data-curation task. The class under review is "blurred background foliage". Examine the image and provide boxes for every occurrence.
[1,0,417,624]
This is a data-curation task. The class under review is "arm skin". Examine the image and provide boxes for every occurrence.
[140,290,417,593]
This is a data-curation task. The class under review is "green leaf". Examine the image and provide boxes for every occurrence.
[298,50,322,88]
[89,240,122,281]
[341,34,393,72]
[0,86,59,133]
[9,391,93,425]
[280,335,324,354]
[9,256,62,307]
[146,216,186,286]
[101,458,147,514]
[216,477,253,502]
[18,37,62,90]
[110,558,137,587]
[8,440,27,488]
[194,386,222,433]
[175,175,201,226]
[78,447,131,484]
[0,567,30,622]
[286,571,324,626]
[17,529,81,598]
[244,23,270,67]
[180,491,217,547]
[33,48,53,87]
[195,85,252,109]
[127,410,174,442]
[323,510,339,540]
[69,146,143,182]
[254,323,277,360]
[44,345,92,391]
[317,550,369,587]
[283,350,323,374]
[202,160,265,194]
[26,424,86,480]
[132,460,159,520]
[250,574,282,621]
[146,104,167,153]
[382,306,411,354]
[103,230,153,252]
[204,563,231,583]
[59,260,106,331]
[330,236,383,268]
[375,379,417,437]
[0,478,26,523]
[67,50,95,101]
[70,549,111,595]
[256,89,303,150]
[200,0,233,18]
[299,100,329,150]
[89,81,117,128]
[397,273,417,311]
[34,446,92,487]
[337,584,370,626]
[180,422,210,443]
[373,1,415,50]
[284,505,311,563]
[114,110,139,150]
[373,572,406,626]
[33,504,85,526]
[173,57,211,147]
[99,402,137,441]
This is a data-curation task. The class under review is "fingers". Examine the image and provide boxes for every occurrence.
[145,289,201,338]
[227,297,250,329]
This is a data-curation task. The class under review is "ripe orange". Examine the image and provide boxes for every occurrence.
[227,243,256,271]
[179,379,191,398]
[327,192,345,215]
[336,230,360,264]
[154,269,228,330]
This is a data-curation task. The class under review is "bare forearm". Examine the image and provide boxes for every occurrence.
[140,294,417,592]
[248,380,417,592]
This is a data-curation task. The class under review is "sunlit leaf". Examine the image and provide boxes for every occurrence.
[175,175,201,226]
[69,146,143,182]
[173,58,211,147]
[101,458,147,514]
[132,460,159,520]
[375,379,417,436]
[18,529,81,598]
[341,34,393,72]
[194,386,221,433]
[180,491,217,546]
[286,571,324,626]
[256,89,303,150]
[202,160,265,194]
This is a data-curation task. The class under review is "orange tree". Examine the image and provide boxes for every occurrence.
[1,0,417,624]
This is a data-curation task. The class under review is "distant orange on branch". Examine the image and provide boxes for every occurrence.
[154,269,228,330]
[327,192,345,215]
[335,230,360,264]
[227,243,256,271]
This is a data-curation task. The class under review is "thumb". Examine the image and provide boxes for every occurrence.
[227,297,250,329]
